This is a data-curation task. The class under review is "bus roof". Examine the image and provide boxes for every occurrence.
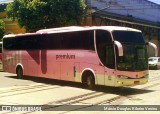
[37,26,141,34]
[3,26,141,38]
[3,33,43,38]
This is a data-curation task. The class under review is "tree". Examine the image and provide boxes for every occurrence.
[6,0,86,32]
[0,20,5,40]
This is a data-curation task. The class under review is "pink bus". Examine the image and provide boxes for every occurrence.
[2,26,158,89]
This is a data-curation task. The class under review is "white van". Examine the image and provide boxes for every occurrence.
[148,57,160,69]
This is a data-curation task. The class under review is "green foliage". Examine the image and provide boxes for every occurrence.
[0,20,5,40]
[6,0,86,32]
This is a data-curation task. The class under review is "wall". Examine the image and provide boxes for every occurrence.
[0,11,25,34]
[89,0,160,22]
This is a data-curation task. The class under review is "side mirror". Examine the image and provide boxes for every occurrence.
[148,42,158,57]
[114,40,123,56]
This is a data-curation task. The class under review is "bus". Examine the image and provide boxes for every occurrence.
[2,26,158,89]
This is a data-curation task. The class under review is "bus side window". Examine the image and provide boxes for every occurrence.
[61,31,94,50]
[44,33,62,49]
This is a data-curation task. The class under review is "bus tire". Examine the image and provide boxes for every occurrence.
[82,71,95,89]
[16,66,23,79]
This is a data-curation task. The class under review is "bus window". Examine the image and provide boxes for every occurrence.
[3,35,43,50]
[96,30,115,69]
[61,30,94,50]
[3,31,95,51]
[43,33,62,49]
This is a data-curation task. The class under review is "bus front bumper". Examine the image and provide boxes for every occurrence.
[114,76,148,87]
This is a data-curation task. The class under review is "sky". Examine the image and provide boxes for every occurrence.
[149,0,160,4]
[0,0,160,4]
[0,0,13,4]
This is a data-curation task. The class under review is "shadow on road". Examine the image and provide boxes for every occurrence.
[94,86,153,96]
[6,75,154,97]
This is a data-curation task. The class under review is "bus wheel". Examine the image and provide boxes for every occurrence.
[16,67,23,79]
[86,74,95,89]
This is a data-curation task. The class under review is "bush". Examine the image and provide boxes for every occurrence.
[0,20,5,40]
[6,0,86,32]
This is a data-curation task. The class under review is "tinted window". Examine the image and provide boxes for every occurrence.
[62,31,94,50]
[112,31,145,43]
[3,34,44,50]
[3,30,94,50]
[44,33,62,49]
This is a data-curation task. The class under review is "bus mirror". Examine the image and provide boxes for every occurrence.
[114,40,123,56]
[148,42,158,57]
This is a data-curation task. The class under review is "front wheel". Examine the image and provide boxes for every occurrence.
[16,67,23,79]
[86,75,95,89]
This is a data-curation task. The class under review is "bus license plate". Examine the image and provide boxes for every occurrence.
[134,81,140,84]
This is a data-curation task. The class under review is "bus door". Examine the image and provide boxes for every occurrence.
[95,30,115,86]
[104,45,116,86]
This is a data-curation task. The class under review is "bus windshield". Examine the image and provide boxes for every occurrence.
[113,31,148,71]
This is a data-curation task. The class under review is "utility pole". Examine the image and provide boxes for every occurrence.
[84,5,110,26]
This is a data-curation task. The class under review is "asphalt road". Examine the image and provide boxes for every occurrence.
[0,70,159,114]
[0,72,34,88]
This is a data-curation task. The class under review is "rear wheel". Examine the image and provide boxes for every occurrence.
[16,67,23,79]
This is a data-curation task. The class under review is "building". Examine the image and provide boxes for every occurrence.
[0,0,25,35]
[84,0,160,56]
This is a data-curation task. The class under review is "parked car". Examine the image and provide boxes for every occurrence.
[148,57,160,69]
